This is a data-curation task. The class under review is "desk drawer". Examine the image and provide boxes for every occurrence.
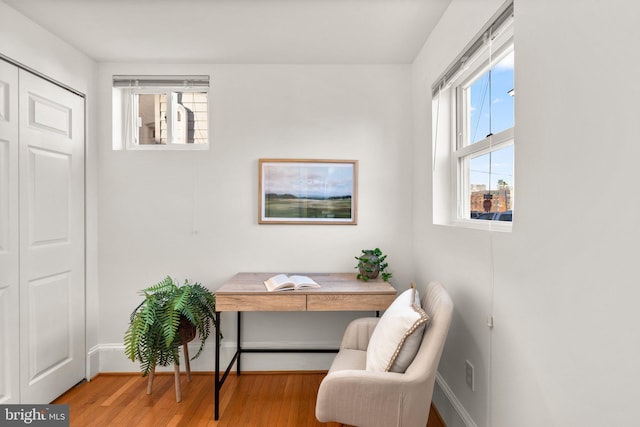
[216,294,306,311]
[307,294,396,311]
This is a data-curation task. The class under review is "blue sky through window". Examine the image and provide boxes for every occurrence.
[469,51,514,193]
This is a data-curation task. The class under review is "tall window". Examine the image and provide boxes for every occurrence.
[113,75,209,150]
[432,4,514,229]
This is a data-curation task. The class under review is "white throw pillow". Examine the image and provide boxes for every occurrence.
[366,285,430,373]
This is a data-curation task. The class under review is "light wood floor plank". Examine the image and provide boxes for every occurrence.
[100,376,139,406]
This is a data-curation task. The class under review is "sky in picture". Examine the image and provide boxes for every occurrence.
[264,163,353,199]
[469,50,514,191]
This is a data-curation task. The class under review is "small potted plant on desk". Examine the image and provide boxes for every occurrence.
[124,276,217,402]
[355,247,392,281]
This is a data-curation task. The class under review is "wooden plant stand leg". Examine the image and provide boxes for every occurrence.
[174,363,182,402]
[147,366,155,395]
[183,344,192,383]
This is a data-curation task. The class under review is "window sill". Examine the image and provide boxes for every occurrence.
[448,218,513,233]
[124,143,209,151]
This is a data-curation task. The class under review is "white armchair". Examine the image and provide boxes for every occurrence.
[315,281,453,427]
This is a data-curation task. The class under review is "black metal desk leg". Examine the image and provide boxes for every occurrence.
[214,311,221,420]
[237,311,242,375]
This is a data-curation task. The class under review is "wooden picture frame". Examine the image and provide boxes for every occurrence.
[258,159,358,225]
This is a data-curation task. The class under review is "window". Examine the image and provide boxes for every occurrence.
[432,4,514,229]
[113,75,209,150]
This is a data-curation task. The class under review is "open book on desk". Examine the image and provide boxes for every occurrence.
[264,274,321,292]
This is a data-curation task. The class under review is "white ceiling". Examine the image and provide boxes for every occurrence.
[2,0,452,64]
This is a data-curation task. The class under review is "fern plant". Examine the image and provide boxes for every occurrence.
[124,276,217,376]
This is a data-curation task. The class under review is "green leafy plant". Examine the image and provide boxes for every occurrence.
[124,276,217,376]
[355,248,392,282]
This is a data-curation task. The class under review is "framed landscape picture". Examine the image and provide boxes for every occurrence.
[259,159,358,225]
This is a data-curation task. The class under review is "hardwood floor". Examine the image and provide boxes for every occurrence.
[53,372,445,427]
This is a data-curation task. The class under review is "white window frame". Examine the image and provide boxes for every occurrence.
[112,75,210,151]
[454,34,514,230]
[432,6,514,232]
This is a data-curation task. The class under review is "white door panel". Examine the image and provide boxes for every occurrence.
[28,147,71,246]
[0,60,19,404]
[19,70,85,404]
[27,273,72,383]
[28,94,72,138]
[0,139,14,252]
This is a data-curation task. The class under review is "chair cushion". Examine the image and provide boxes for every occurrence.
[365,285,430,373]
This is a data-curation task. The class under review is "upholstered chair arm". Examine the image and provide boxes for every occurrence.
[339,317,379,351]
[315,369,426,427]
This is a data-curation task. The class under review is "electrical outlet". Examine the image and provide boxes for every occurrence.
[465,360,475,391]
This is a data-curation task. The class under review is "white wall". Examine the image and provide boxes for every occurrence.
[412,0,640,426]
[0,2,100,379]
[97,63,415,372]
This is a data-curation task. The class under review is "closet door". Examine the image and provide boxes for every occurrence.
[0,60,20,404]
[18,70,85,403]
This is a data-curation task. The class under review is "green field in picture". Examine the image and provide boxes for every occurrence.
[265,195,352,219]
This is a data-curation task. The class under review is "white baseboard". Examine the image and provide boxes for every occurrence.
[91,340,339,374]
[87,344,101,379]
[436,372,478,427]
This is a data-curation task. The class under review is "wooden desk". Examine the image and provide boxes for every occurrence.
[213,272,396,420]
